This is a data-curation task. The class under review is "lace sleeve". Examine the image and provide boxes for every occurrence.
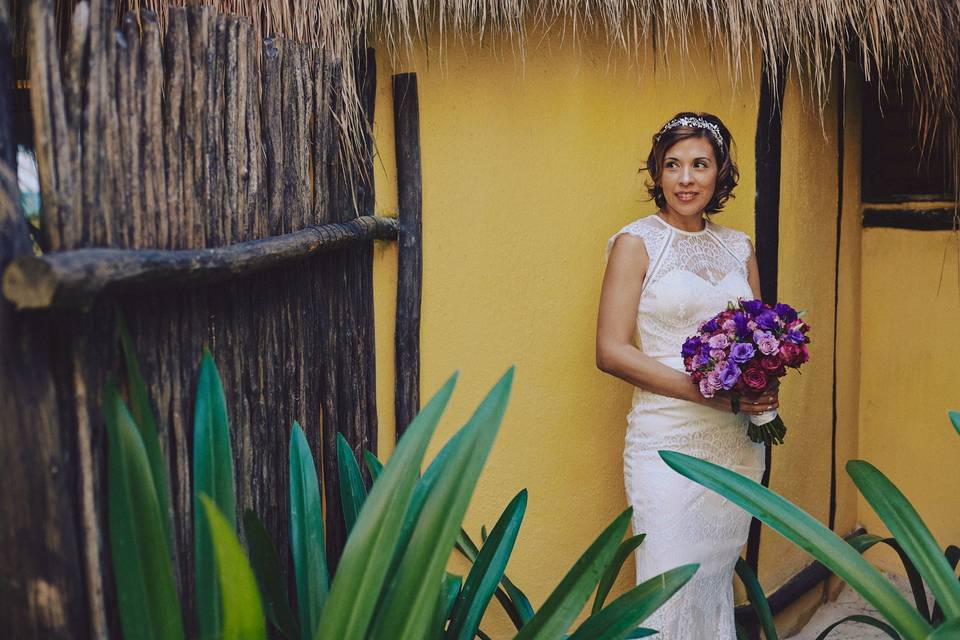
[605,217,667,262]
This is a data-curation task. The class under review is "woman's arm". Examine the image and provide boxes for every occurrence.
[596,234,732,412]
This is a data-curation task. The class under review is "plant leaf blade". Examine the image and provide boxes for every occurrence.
[243,509,300,640]
[290,422,328,639]
[199,495,266,640]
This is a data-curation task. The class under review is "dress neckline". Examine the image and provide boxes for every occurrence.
[652,212,710,236]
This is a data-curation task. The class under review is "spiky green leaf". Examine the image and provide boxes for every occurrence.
[290,422,328,639]
[243,509,299,640]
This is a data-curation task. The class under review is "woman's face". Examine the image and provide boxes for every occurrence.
[658,135,718,219]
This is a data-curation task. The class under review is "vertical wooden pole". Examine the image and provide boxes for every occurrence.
[392,72,423,439]
[742,50,788,640]
[0,1,86,636]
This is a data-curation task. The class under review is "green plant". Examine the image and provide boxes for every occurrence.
[107,326,698,639]
[660,411,960,640]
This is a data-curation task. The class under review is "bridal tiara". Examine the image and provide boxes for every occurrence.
[654,116,725,149]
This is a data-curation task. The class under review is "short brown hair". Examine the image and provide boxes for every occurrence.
[641,111,739,215]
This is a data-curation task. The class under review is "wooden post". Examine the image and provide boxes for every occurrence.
[0,4,86,637]
[392,72,423,439]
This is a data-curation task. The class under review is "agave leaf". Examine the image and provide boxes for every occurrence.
[364,450,384,481]
[847,460,960,620]
[368,368,514,640]
[846,534,930,620]
[118,311,173,549]
[429,573,463,640]
[948,411,960,437]
[314,372,458,640]
[243,509,300,640]
[931,545,960,624]
[513,508,632,640]
[928,619,960,638]
[593,534,646,614]
[446,490,528,640]
[624,629,657,638]
[568,564,698,640]
[734,558,778,640]
[813,614,901,639]
[104,380,185,640]
[337,433,368,534]
[199,495,266,640]
[456,528,534,630]
[660,451,931,639]
[290,422,328,639]
[194,349,236,639]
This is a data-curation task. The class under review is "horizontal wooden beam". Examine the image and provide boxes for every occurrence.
[863,207,958,231]
[2,215,398,309]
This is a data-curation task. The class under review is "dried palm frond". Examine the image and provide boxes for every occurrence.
[10,0,960,199]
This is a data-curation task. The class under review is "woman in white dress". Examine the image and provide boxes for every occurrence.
[596,112,779,638]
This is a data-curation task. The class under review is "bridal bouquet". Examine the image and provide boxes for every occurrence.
[681,299,810,445]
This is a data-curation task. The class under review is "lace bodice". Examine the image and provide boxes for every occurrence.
[607,214,754,362]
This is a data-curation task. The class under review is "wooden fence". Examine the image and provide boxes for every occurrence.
[0,1,423,637]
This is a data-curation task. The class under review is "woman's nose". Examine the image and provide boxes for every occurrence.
[679,166,694,184]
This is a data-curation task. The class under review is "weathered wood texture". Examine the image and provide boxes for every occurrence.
[1,2,86,634]
[4,1,387,637]
[392,72,423,439]
[3,215,399,309]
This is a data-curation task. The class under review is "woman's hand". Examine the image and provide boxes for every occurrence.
[702,383,780,416]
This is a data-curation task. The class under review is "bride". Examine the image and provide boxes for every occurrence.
[596,112,778,637]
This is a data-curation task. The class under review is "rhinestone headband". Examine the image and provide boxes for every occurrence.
[654,116,725,149]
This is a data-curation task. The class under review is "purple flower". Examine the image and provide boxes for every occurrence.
[754,331,780,355]
[693,353,710,368]
[709,348,727,361]
[741,299,765,316]
[733,312,750,339]
[682,336,702,357]
[756,310,778,331]
[722,319,737,333]
[785,329,806,344]
[718,361,741,390]
[699,377,716,398]
[708,334,730,349]
[702,318,719,333]
[774,303,798,323]
[729,342,755,364]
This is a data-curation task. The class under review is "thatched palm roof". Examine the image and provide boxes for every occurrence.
[15,0,960,196]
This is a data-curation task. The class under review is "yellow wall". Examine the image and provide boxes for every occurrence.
[368,23,854,636]
[858,227,960,572]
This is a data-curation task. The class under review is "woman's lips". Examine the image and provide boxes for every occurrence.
[676,192,699,202]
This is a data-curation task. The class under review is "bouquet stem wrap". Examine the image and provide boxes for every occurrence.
[746,408,786,445]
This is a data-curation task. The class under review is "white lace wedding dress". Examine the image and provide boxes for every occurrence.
[607,213,766,638]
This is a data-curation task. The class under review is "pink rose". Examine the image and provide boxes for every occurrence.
[699,377,715,398]
[708,334,730,349]
[722,319,737,332]
[709,348,727,361]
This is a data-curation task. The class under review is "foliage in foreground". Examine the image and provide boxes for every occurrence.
[661,412,960,640]
[105,323,697,639]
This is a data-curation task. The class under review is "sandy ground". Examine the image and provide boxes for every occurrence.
[786,573,931,639]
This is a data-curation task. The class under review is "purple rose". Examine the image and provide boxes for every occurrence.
[774,303,798,323]
[682,336,702,357]
[699,377,715,398]
[693,353,710,369]
[729,342,755,364]
[741,299,765,316]
[718,361,741,390]
[756,310,779,331]
[708,334,730,349]
[757,334,780,356]
[702,318,719,333]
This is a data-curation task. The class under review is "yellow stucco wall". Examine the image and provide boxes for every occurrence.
[368,23,855,636]
[858,227,960,572]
